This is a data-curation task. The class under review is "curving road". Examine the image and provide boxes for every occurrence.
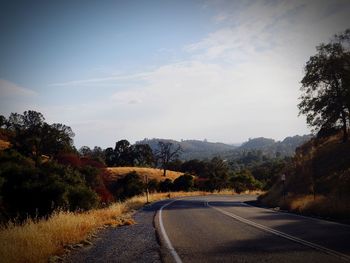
[155,195,350,263]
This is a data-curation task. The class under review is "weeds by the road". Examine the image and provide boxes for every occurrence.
[261,193,350,220]
[0,191,213,263]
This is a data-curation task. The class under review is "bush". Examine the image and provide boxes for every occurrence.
[67,186,99,211]
[159,179,173,192]
[173,174,194,191]
[111,172,145,200]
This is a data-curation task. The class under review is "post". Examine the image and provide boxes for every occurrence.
[145,175,149,203]
[281,174,286,202]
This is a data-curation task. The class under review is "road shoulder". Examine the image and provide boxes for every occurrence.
[64,201,168,263]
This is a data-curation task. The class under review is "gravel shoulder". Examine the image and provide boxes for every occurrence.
[64,200,171,263]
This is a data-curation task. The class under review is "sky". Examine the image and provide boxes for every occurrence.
[1,0,350,148]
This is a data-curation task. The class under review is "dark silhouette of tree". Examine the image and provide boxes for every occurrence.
[173,174,193,191]
[6,111,75,164]
[155,141,182,176]
[79,146,92,157]
[206,157,230,191]
[114,139,133,166]
[0,115,7,128]
[298,29,350,142]
[133,144,154,167]
[104,147,115,166]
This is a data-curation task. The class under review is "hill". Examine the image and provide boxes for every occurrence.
[260,132,350,219]
[235,135,312,157]
[136,138,237,160]
[106,167,183,182]
[137,135,311,161]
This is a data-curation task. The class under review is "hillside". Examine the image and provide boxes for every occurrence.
[260,132,350,219]
[234,135,312,157]
[107,167,183,182]
[136,138,237,160]
[137,135,311,161]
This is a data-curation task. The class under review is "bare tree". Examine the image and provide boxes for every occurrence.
[155,141,182,176]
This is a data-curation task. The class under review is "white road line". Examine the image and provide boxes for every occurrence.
[207,202,350,262]
[158,199,183,263]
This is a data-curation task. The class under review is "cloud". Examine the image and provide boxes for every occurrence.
[185,0,350,64]
[30,0,350,147]
[49,72,151,87]
[0,79,37,97]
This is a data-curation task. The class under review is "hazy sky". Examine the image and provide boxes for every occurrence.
[1,0,349,148]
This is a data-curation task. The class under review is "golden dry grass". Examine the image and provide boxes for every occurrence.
[107,167,183,181]
[0,139,11,150]
[287,194,350,218]
[0,191,210,263]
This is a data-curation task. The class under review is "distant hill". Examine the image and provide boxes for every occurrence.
[236,135,313,157]
[136,138,237,160]
[136,135,312,161]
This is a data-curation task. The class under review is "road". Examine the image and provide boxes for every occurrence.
[155,195,350,263]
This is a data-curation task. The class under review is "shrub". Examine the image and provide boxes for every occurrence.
[173,174,194,191]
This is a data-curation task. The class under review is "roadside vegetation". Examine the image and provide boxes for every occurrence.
[0,191,213,263]
[260,29,350,220]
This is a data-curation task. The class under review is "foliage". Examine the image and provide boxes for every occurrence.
[109,171,145,200]
[103,140,154,167]
[0,111,115,222]
[173,174,194,191]
[230,169,263,194]
[298,29,350,142]
[158,178,173,192]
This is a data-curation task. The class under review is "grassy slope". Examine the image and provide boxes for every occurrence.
[260,132,350,219]
[107,167,183,181]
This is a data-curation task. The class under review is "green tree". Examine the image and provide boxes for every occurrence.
[133,144,154,166]
[298,29,350,142]
[114,139,133,166]
[173,174,194,191]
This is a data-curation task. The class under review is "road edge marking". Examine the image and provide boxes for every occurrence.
[159,199,183,263]
[207,202,350,262]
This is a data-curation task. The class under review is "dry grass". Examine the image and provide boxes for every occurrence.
[0,139,11,150]
[107,167,183,181]
[261,192,350,220]
[0,191,210,263]
[287,194,350,218]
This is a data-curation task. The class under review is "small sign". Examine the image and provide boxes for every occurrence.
[281,174,286,181]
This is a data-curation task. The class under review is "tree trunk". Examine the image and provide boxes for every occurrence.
[341,112,348,142]
[163,166,167,177]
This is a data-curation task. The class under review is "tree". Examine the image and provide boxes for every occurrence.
[205,157,230,191]
[79,146,92,157]
[298,29,350,142]
[133,144,154,167]
[0,115,7,128]
[155,141,182,176]
[114,139,133,166]
[104,147,116,166]
[173,174,194,191]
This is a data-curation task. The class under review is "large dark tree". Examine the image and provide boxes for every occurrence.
[298,29,350,142]
[6,110,75,164]
[114,139,133,166]
[155,141,182,176]
[133,144,154,167]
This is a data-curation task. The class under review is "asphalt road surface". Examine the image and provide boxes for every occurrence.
[155,195,350,263]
